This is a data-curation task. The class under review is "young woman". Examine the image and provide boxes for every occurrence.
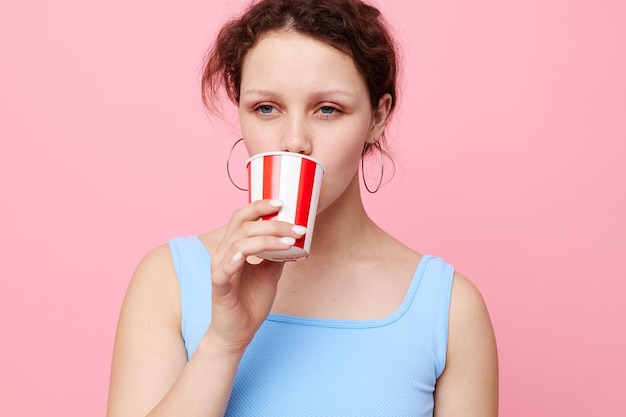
[107,0,498,415]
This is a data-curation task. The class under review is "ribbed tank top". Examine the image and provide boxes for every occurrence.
[169,236,454,416]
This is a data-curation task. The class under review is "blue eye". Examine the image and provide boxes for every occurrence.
[257,105,275,114]
[320,106,336,114]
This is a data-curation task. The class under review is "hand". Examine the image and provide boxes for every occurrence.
[206,199,306,353]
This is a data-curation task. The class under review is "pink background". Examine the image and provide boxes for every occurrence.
[1,0,624,415]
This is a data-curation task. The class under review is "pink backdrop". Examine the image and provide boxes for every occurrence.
[1,0,624,415]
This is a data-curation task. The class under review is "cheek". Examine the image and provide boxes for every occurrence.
[323,146,362,178]
[316,120,370,180]
[320,125,369,169]
[316,142,363,203]
[240,124,274,155]
[239,110,267,151]
[240,114,290,156]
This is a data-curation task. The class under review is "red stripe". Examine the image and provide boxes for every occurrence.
[247,160,252,203]
[262,155,281,220]
[293,158,317,248]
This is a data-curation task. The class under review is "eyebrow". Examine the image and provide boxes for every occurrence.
[241,88,357,100]
[241,89,279,98]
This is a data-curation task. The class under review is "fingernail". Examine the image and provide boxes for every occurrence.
[231,251,243,263]
[279,237,296,246]
[269,200,283,207]
[292,225,307,235]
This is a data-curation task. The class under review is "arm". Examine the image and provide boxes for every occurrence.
[107,200,305,417]
[106,245,244,417]
[433,272,499,417]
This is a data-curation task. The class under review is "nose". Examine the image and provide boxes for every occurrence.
[279,114,312,154]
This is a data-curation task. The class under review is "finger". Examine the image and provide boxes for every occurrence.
[237,220,307,242]
[219,220,307,262]
[212,235,298,291]
[231,235,299,264]
[226,199,284,232]
[219,200,285,255]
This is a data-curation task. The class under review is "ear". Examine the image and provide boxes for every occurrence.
[367,93,393,144]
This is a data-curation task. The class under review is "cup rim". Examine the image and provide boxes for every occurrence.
[245,151,326,172]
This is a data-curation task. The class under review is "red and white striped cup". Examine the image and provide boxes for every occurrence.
[247,152,326,261]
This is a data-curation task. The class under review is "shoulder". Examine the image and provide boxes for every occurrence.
[449,272,491,319]
[132,243,178,287]
[135,243,176,274]
[108,244,188,415]
[433,271,499,416]
[123,244,181,326]
[447,272,497,359]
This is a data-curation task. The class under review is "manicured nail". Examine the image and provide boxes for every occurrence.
[269,200,283,207]
[279,237,296,246]
[231,251,243,263]
[292,225,307,235]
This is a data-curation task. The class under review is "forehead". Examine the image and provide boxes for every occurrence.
[240,30,367,94]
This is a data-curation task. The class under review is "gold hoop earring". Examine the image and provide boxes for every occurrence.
[361,141,385,194]
[226,138,248,191]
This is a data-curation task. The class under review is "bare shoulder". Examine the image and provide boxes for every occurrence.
[447,272,497,368]
[433,271,499,416]
[449,272,492,321]
[113,243,184,355]
[107,244,186,416]
[125,244,181,322]
[446,272,497,367]
[133,242,178,278]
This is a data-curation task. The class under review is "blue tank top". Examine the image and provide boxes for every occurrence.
[169,236,454,416]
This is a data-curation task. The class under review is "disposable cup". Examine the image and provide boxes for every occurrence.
[247,152,325,261]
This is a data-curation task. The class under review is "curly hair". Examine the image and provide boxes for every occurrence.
[202,0,399,145]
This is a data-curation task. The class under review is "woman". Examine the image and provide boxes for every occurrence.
[107,0,498,415]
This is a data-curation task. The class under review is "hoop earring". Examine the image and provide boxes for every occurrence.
[361,141,385,194]
[226,138,248,191]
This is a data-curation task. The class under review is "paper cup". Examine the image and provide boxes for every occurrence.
[247,152,325,261]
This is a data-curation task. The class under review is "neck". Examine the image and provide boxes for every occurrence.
[298,174,381,264]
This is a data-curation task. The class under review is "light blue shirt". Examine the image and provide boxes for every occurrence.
[169,236,453,416]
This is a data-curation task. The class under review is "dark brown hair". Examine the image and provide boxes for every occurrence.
[202,0,399,146]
